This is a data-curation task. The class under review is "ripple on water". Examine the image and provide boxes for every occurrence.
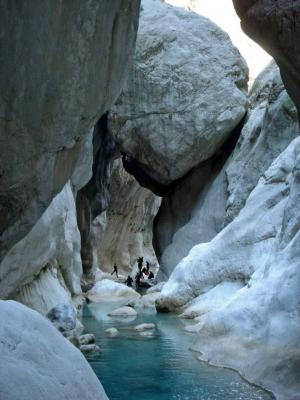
[82,302,274,400]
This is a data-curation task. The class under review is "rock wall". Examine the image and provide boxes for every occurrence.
[155,61,298,278]
[0,0,141,263]
[96,159,161,275]
[0,300,108,400]
[109,0,248,186]
[233,0,300,116]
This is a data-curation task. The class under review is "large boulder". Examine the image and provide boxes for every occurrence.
[86,279,140,302]
[156,137,300,400]
[154,61,298,279]
[109,0,248,185]
[233,0,300,116]
[0,0,141,263]
[0,300,108,400]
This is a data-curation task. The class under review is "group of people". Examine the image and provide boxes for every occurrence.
[111,256,155,288]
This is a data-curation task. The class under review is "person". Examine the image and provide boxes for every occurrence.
[111,264,118,278]
[135,272,141,288]
[125,275,133,287]
[137,256,143,273]
[148,271,154,279]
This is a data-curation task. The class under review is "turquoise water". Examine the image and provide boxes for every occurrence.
[82,302,274,400]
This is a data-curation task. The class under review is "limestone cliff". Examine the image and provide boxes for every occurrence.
[0,0,141,264]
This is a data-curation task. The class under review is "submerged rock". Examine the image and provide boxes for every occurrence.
[105,328,119,337]
[110,0,248,185]
[108,306,138,318]
[80,344,100,353]
[86,279,140,302]
[0,300,108,400]
[134,323,156,331]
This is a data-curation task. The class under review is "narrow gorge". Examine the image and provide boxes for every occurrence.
[0,1,299,400]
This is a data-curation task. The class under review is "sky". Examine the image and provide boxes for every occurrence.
[165,0,272,84]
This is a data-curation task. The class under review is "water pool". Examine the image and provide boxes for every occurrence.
[82,302,274,400]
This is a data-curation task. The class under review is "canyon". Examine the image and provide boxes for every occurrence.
[0,1,299,400]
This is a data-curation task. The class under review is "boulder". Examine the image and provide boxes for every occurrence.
[108,306,138,318]
[86,279,140,302]
[47,304,76,333]
[109,0,248,185]
[80,344,100,353]
[134,323,155,331]
[105,328,119,337]
[79,334,95,346]
[146,282,165,294]
[0,0,141,264]
[0,300,108,400]
[129,292,161,310]
[154,60,298,279]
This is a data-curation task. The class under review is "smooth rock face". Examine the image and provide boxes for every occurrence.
[0,0,141,263]
[109,0,248,185]
[0,300,108,400]
[86,279,140,302]
[154,61,298,279]
[233,0,300,116]
[157,137,300,400]
[96,158,161,274]
[0,182,82,304]
[47,304,76,333]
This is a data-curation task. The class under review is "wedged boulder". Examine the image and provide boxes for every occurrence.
[233,0,300,117]
[47,304,76,333]
[154,60,298,279]
[109,0,248,185]
[0,0,141,263]
[157,137,300,400]
[0,300,108,400]
[86,279,140,302]
[108,306,138,318]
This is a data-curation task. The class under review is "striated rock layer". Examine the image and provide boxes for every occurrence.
[109,0,248,185]
[154,61,298,279]
[0,0,141,263]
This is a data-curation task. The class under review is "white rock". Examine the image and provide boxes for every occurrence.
[0,300,108,400]
[109,0,248,184]
[157,137,300,400]
[47,304,76,333]
[108,306,137,318]
[129,292,161,310]
[180,281,244,319]
[146,282,165,294]
[1,182,82,314]
[86,279,140,302]
[134,323,156,331]
[105,328,119,337]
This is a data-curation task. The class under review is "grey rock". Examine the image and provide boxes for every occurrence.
[80,344,100,353]
[47,304,76,333]
[109,0,248,185]
[0,0,141,263]
[79,334,95,346]
[0,300,108,400]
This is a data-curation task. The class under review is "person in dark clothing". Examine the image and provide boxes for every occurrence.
[137,256,143,273]
[111,264,118,278]
[135,272,141,288]
[125,275,133,287]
